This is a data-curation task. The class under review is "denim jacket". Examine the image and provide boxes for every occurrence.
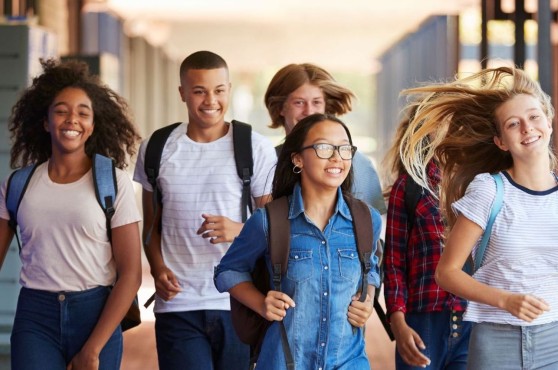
[215,183,382,370]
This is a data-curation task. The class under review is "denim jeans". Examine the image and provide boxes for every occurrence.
[468,321,558,370]
[396,311,471,370]
[11,286,122,370]
[155,310,249,370]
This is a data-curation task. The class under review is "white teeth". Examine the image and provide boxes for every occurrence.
[326,168,341,174]
[62,130,80,137]
[522,136,539,145]
[202,109,219,114]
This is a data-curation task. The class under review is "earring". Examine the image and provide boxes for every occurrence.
[292,164,302,174]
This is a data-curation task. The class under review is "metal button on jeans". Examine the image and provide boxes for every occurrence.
[58,294,65,302]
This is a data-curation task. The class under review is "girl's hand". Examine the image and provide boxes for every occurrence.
[262,290,296,321]
[347,293,373,328]
[501,293,550,322]
[67,349,99,370]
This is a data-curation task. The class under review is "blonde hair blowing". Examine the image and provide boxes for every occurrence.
[399,66,555,229]
[381,103,420,196]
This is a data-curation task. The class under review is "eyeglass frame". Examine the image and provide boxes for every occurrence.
[298,143,357,160]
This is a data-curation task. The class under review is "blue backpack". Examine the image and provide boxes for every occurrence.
[6,154,117,248]
[5,154,140,331]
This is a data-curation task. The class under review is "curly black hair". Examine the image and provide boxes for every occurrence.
[9,58,141,169]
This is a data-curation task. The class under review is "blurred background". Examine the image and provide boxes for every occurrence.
[0,0,557,368]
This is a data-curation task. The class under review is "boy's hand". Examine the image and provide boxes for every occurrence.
[197,214,243,243]
[152,265,181,301]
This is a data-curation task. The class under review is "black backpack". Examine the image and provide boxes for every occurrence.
[142,120,254,308]
[230,195,378,369]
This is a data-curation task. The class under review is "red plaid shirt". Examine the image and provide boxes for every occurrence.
[383,162,466,315]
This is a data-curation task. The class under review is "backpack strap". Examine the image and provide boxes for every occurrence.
[345,196,395,340]
[344,196,372,302]
[92,154,118,242]
[6,164,39,252]
[143,122,181,246]
[473,173,504,272]
[265,196,294,370]
[232,120,254,223]
[404,175,422,236]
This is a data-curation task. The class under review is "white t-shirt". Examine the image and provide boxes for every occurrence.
[133,122,277,313]
[453,172,558,326]
[0,162,142,292]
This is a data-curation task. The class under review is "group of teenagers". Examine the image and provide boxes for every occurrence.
[0,49,556,370]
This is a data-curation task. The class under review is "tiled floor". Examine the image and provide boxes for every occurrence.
[122,269,396,370]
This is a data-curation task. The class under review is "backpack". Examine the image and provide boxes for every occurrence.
[141,120,254,309]
[5,154,141,332]
[230,195,377,369]
[142,120,253,247]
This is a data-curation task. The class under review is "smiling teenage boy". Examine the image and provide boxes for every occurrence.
[133,51,277,370]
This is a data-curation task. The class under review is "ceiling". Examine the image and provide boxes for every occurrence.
[105,0,480,74]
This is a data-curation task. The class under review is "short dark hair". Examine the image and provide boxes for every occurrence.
[179,51,228,78]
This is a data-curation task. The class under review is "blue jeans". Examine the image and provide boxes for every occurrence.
[155,310,249,370]
[11,286,122,370]
[468,321,558,370]
[396,311,471,370]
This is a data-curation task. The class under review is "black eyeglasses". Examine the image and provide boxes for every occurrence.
[299,143,357,160]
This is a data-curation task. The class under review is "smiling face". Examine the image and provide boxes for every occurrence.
[281,83,325,134]
[44,87,94,156]
[179,67,230,130]
[291,119,352,193]
[493,93,553,162]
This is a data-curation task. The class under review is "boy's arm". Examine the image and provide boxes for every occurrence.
[197,193,273,244]
[142,189,181,300]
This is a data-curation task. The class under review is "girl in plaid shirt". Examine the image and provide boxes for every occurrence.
[383,107,471,370]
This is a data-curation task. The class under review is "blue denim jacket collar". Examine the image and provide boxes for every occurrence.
[289,182,353,222]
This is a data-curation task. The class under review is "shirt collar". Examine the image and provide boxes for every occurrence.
[289,183,352,221]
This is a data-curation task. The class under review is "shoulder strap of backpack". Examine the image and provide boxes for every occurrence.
[92,154,118,242]
[143,122,181,246]
[232,120,253,222]
[265,196,290,280]
[404,174,422,236]
[6,164,39,252]
[345,196,395,340]
[473,173,504,273]
[264,195,293,369]
[344,196,372,302]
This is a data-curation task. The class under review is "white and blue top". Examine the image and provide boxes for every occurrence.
[453,171,558,326]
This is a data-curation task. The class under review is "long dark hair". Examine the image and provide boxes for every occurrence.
[272,113,354,199]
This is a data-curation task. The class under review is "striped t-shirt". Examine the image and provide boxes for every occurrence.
[452,171,558,326]
[134,122,277,313]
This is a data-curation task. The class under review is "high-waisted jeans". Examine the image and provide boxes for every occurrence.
[11,286,122,370]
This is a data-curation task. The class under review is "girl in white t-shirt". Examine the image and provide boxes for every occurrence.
[0,59,142,370]
[400,67,558,370]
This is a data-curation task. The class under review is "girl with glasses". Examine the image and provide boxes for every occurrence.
[215,113,382,369]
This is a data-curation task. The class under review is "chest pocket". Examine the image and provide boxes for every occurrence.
[287,250,313,282]
[337,249,361,282]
